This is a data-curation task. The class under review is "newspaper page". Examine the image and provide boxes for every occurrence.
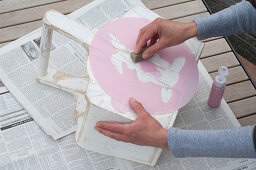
[0,86,128,170]
[0,0,145,139]
[0,61,248,170]
[0,0,202,139]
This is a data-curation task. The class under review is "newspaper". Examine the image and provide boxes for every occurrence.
[0,0,145,139]
[0,61,245,169]
[0,0,202,140]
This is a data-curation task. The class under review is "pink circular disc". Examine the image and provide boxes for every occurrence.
[89,17,199,114]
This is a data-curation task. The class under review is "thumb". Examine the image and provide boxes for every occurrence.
[129,97,148,116]
[142,40,165,59]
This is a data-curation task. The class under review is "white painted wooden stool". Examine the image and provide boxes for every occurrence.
[37,10,179,166]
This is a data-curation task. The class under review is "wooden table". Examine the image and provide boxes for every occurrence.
[0,0,255,126]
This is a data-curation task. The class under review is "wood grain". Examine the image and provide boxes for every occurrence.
[210,66,249,85]
[230,96,256,119]
[173,12,209,22]
[0,20,42,43]
[0,0,197,29]
[154,0,207,20]
[200,38,231,58]
[142,0,194,9]
[224,81,256,103]
[0,0,207,44]
[201,52,239,73]
[0,0,67,14]
[0,0,94,29]
[238,112,256,126]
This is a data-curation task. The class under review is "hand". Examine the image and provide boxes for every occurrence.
[95,97,169,149]
[136,17,198,59]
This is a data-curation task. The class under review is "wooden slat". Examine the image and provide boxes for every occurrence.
[0,0,66,14]
[173,12,209,22]
[210,66,249,85]
[0,0,207,44]
[201,52,239,73]
[154,0,207,20]
[0,0,94,28]
[224,81,256,103]
[238,113,256,126]
[0,0,199,29]
[142,0,194,10]
[202,37,223,42]
[0,20,42,43]
[0,42,9,48]
[229,96,256,119]
[200,38,231,58]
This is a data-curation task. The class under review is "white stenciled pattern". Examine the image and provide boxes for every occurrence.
[109,33,185,103]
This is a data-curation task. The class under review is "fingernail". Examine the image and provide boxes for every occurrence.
[130,97,136,103]
[142,53,149,59]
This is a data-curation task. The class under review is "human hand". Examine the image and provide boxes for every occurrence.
[95,97,169,149]
[136,18,198,59]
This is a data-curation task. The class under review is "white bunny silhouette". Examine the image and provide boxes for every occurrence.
[109,33,185,103]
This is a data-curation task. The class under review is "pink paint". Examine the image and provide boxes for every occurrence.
[208,84,225,108]
[208,74,226,108]
[89,18,199,114]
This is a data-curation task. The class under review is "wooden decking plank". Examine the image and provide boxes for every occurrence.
[0,0,67,14]
[154,0,207,20]
[210,66,249,85]
[173,12,209,22]
[0,21,42,43]
[0,0,207,44]
[224,81,256,103]
[200,38,232,58]
[229,96,256,119]
[0,0,200,29]
[201,52,239,73]
[142,0,194,10]
[0,0,94,28]
[238,113,256,126]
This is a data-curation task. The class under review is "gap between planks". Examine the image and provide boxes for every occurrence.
[0,0,208,44]
[0,0,68,14]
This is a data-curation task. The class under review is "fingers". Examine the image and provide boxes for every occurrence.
[136,25,149,47]
[129,97,147,116]
[96,127,130,143]
[149,34,159,46]
[143,40,165,58]
[135,28,155,55]
[95,121,127,133]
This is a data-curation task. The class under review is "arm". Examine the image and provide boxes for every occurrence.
[136,0,256,58]
[194,0,256,40]
[167,126,256,158]
[96,98,256,158]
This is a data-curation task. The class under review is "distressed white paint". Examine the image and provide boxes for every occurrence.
[38,23,53,77]
[44,10,93,48]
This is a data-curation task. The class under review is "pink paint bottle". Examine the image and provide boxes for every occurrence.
[208,66,229,108]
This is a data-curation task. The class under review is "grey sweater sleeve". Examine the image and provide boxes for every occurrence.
[194,0,256,40]
[167,126,256,158]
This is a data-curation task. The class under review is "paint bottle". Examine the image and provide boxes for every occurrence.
[208,66,229,108]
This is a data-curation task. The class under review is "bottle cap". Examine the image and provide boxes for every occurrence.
[215,75,226,88]
[218,66,229,77]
